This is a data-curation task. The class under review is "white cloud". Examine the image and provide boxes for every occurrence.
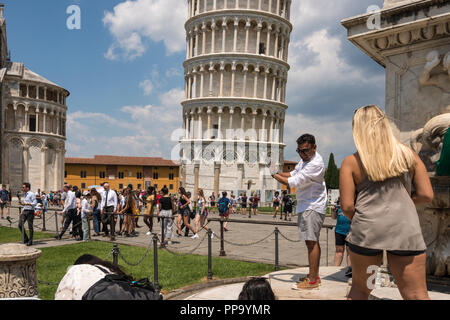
[67,87,185,159]
[139,79,154,96]
[103,0,187,60]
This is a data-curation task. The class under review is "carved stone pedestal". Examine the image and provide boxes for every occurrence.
[0,243,42,299]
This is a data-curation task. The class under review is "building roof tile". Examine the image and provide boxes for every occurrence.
[65,155,179,167]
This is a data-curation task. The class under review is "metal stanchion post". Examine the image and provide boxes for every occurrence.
[42,208,46,231]
[152,233,160,294]
[19,207,25,243]
[326,227,329,267]
[160,216,165,248]
[88,215,91,240]
[55,212,59,235]
[208,229,213,280]
[274,227,279,271]
[112,243,119,266]
[219,218,226,256]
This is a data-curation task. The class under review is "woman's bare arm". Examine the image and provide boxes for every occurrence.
[339,155,356,220]
[411,153,434,204]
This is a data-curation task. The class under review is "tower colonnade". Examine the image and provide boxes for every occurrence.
[180,0,292,203]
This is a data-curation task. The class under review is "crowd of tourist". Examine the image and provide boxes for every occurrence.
[13,105,437,300]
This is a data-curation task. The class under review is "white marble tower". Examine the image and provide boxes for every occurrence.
[180,0,292,203]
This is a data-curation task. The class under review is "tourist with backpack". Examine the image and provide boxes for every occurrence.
[282,190,293,221]
[217,191,231,231]
[55,254,162,300]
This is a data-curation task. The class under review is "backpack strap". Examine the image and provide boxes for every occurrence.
[94,265,111,275]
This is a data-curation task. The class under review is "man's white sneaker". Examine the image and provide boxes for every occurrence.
[191,234,199,239]
[211,232,214,239]
[146,231,152,235]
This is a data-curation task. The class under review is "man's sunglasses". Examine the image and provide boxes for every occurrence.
[296,148,311,154]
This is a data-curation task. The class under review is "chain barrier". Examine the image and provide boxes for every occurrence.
[214,230,276,247]
[117,238,154,267]
[277,230,302,243]
[163,232,209,256]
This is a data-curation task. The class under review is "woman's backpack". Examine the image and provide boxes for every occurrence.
[82,273,163,300]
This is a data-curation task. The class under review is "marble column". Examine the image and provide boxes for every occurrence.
[194,27,199,56]
[197,111,203,139]
[222,20,227,53]
[211,20,216,53]
[252,111,257,141]
[192,71,197,98]
[263,69,269,99]
[219,63,225,97]
[271,75,277,100]
[243,64,248,97]
[54,149,61,191]
[231,62,236,97]
[193,162,200,204]
[214,161,220,200]
[266,26,272,56]
[261,112,267,141]
[274,30,279,57]
[209,65,214,96]
[40,147,47,191]
[229,109,234,138]
[218,109,223,140]
[233,18,238,52]
[255,23,262,54]
[245,20,251,53]
[207,109,212,139]
[185,114,189,139]
[253,67,260,98]
[202,22,207,55]
[199,65,205,97]
[22,145,29,182]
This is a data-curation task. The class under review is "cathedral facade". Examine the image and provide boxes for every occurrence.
[0,5,69,194]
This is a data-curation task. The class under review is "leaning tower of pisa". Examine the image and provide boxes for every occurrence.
[180,0,292,204]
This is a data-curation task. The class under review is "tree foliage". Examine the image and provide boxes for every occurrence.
[325,153,340,190]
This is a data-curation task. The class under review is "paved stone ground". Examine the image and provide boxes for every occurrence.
[184,267,450,300]
[0,203,339,268]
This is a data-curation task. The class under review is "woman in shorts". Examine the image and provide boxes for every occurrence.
[272,191,281,219]
[177,187,197,239]
[240,193,247,215]
[341,105,433,300]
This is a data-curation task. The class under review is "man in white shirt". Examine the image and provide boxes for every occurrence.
[55,184,77,240]
[81,192,93,241]
[271,134,327,290]
[100,183,118,241]
[19,182,37,246]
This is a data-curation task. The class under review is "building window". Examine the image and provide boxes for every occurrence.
[119,184,123,190]
[80,171,87,178]
[153,172,159,180]
[137,184,142,190]
[169,184,174,190]
[64,171,67,178]
[81,183,86,189]
[99,171,106,179]
[29,115,36,132]
[259,42,266,55]
[154,184,158,190]
[118,172,124,179]
[137,172,143,179]
[169,173,174,180]
[128,171,132,177]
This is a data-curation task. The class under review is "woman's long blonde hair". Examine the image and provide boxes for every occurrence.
[352,105,417,182]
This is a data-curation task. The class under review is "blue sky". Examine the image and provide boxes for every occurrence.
[4,0,386,167]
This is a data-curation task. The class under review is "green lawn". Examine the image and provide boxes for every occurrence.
[36,241,279,300]
[1,227,282,300]
[0,226,54,244]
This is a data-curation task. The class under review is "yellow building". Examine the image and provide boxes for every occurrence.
[281,160,298,194]
[64,155,180,193]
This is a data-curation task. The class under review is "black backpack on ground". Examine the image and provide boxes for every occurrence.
[82,272,163,300]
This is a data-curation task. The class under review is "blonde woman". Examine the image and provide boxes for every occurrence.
[340,105,434,300]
